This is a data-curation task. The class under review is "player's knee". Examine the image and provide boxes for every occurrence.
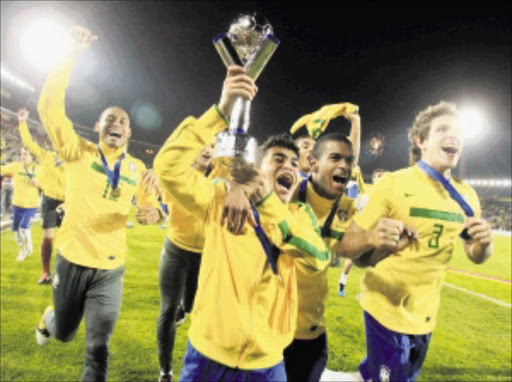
[43,229,55,239]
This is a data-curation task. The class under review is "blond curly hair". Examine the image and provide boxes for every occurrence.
[408,101,458,165]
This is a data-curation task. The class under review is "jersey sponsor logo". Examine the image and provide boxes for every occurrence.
[379,365,391,382]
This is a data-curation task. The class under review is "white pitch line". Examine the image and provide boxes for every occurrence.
[444,282,511,308]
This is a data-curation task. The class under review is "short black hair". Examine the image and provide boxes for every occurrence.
[291,129,311,141]
[312,133,352,159]
[259,133,300,159]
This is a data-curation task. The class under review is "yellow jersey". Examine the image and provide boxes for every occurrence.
[154,106,329,369]
[292,179,357,339]
[19,120,66,201]
[38,57,160,270]
[353,165,481,334]
[164,159,228,253]
[0,162,40,208]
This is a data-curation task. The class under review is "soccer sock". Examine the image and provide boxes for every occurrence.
[14,231,24,249]
[340,272,349,285]
[20,228,32,255]
[41,238,53,274]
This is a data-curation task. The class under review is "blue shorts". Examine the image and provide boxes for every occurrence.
[359,311,431,382]
[180,340,287,382]
[11,206,37,231]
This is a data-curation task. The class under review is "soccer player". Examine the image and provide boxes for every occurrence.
[295,134,316,178]
[281,132,358,382]
[17,108,66,284]
[337,101,493,382]
[35,25,162,382]
[157,144,219,382]
[293,106,360,179]
[0,147,40,260]
[337,168,387,297]
[154,65,330,382]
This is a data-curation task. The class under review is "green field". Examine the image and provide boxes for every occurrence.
[1,222,511,382]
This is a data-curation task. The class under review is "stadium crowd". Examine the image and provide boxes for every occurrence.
[0,23,507,382]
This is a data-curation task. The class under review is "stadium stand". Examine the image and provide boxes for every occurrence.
[1,84,159,169]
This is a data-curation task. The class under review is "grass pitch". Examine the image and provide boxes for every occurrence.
[1,222,510,381]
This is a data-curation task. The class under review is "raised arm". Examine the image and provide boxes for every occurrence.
[154,66,256,220]
[346,112,361,165]
[17,108,44,159]
[37,25,97,161]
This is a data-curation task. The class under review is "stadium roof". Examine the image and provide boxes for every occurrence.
[1,1,510,177]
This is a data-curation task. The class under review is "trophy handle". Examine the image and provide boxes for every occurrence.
[213,34,243,67]
[245,35,280,81]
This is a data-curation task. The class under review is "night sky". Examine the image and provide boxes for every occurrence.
[1,1,510,177]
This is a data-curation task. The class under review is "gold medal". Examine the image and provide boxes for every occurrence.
[111,188,121,198]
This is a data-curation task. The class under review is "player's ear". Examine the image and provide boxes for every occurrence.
[94,122,100,132]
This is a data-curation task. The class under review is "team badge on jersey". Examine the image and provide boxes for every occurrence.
[129,163,137,172]
[337,209,348,222]
[379,365,391,382]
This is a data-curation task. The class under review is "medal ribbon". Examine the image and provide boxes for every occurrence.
[97,145,126,191]
[298,177,340,239]
[251,204,280,275]
[417,160,473,239]
[24,165,35,179]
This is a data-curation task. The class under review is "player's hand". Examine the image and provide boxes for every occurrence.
[135,206,162,225]
[369,218,405,252]
[355,224,418,267]
[218,66,258,118]
[343,110,360,125]
[222,183,256,234]
[17,108,29,122]
[290,102,359,139]
[65,25,98,55]
[140,169,160,194]
[464,218,492,246]
[230,159,272,206]
[396,224,419,251]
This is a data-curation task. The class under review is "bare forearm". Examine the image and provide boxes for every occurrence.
[466,242,492,264]
[349,118,361,164]
[336,231,374,260]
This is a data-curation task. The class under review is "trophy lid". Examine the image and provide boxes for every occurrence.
[227,13,274,65]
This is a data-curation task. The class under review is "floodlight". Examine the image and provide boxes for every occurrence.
[20,19,67,72]
[459,108,484,141]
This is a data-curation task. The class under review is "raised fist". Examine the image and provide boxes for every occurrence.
[17,108,29,122]
[66,25,98,54]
